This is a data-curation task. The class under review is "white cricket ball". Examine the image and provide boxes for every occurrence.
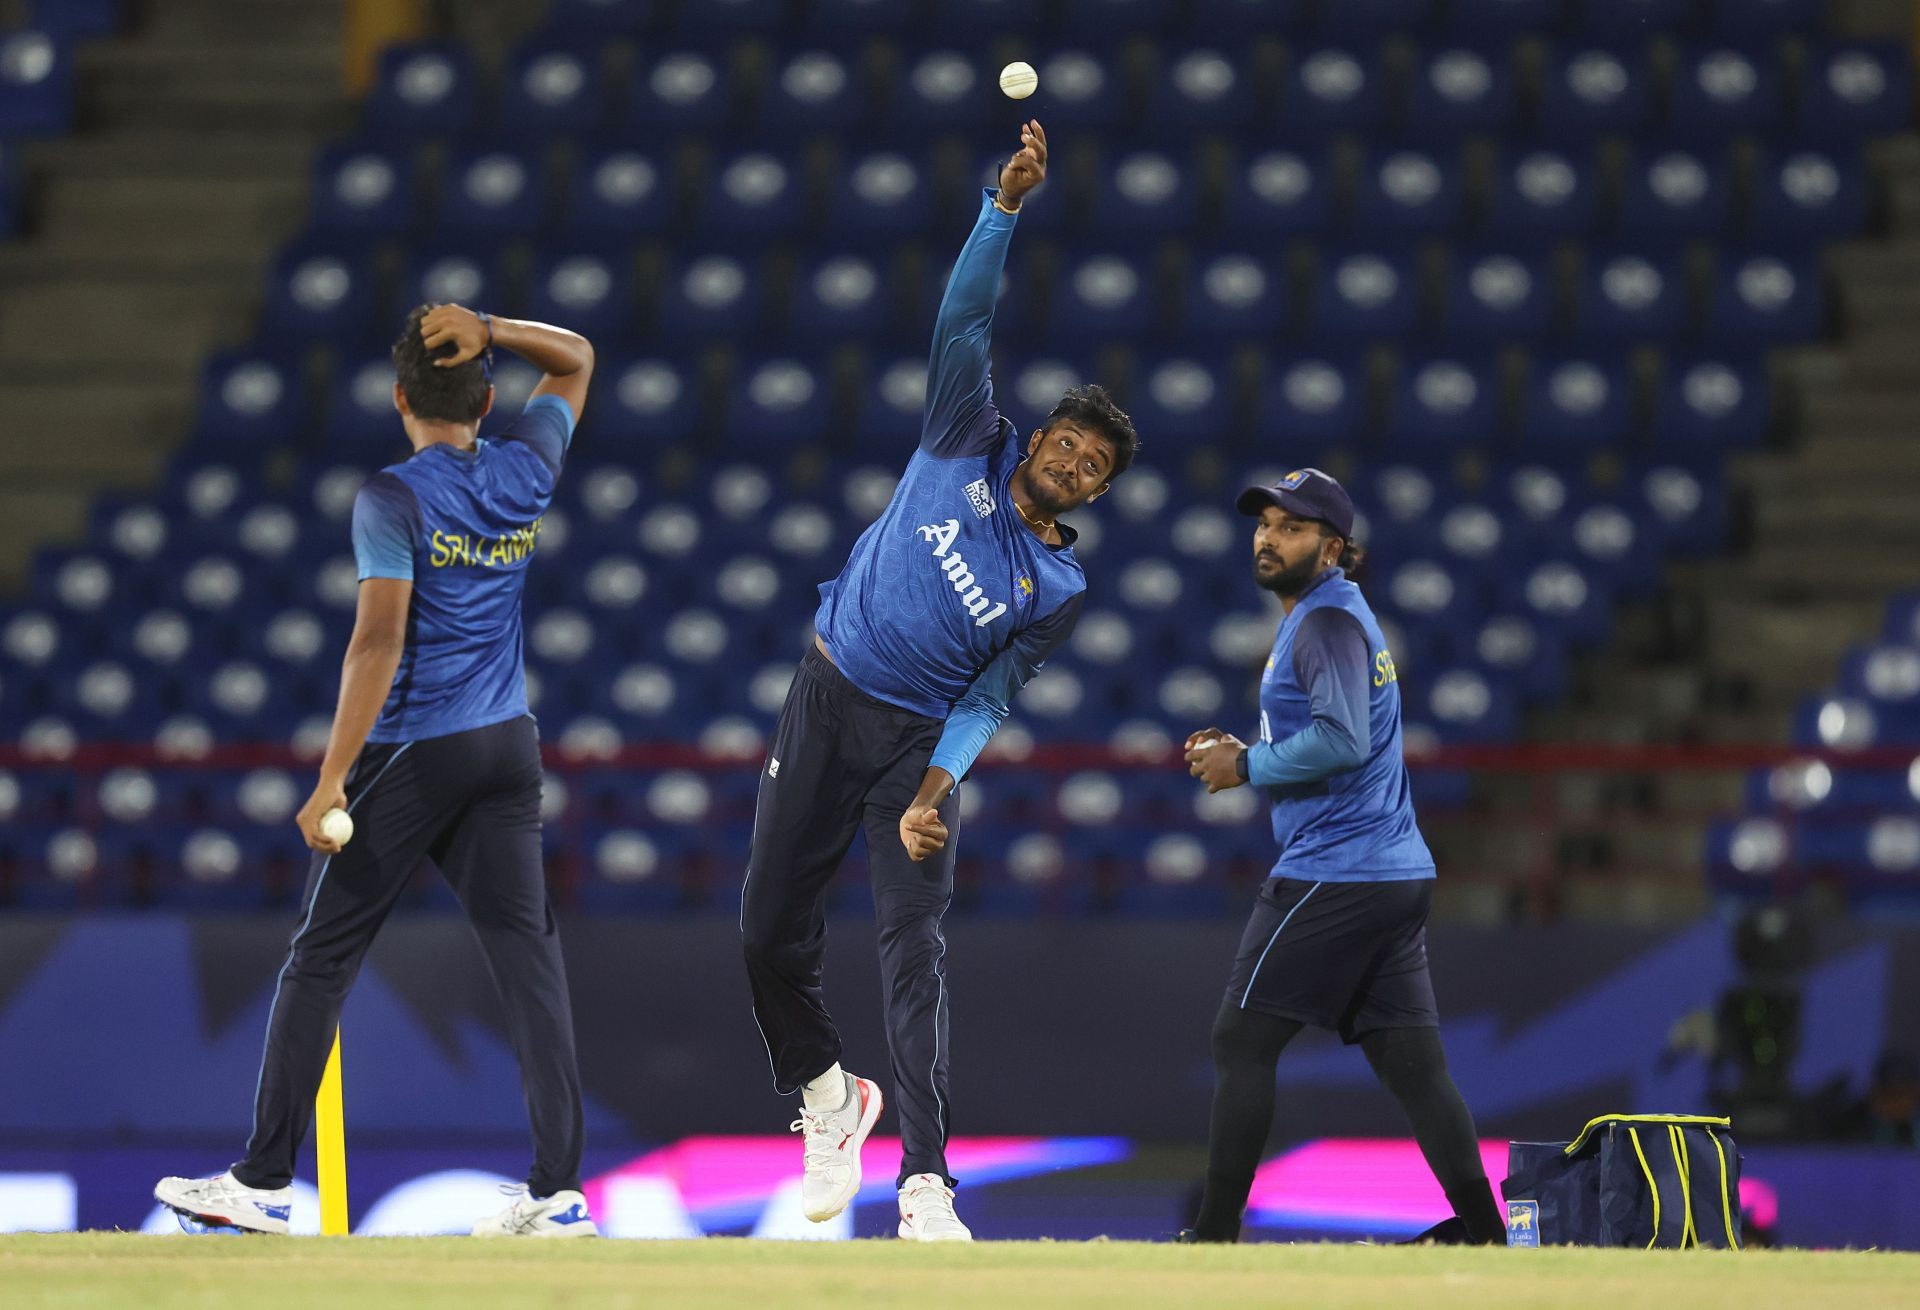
[1193,735,1222,751]
[999,61,1038,100]
[320,807,354,846]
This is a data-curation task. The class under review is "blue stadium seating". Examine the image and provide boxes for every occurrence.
[310,144,419,237]
[0,27,73,138]
[1538,44,1655,140]
[1404,45,1518,139]
[499,42,609,139]
[624,50,734,132]
[1483,147,1600,243]
[1278,46,1390,138]
[362,43,480,141]
[8,0,1909,912]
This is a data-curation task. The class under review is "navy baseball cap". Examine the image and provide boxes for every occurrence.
[1235,467,1355,540]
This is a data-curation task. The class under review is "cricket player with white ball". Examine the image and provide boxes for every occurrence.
[154,305,600,1239]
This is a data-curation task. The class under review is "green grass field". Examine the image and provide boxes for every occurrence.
[4,1234,1917,1310]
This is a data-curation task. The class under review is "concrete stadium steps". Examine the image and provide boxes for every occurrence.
[0,1,353,590]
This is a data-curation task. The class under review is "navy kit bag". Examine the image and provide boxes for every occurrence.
[1500,1114,1742,1249]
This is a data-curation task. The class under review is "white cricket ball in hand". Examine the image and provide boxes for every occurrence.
[319,807,354,847]
[1193,735,1222,751]
[999,61,1038,100]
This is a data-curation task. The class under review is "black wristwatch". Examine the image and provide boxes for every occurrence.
[1234,749,1250,782]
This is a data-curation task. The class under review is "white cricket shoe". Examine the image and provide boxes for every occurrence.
[471,1186,599,1238]
[897,1172,972,1242]
[792,1071,884,1222]
[153,1171,291,1235]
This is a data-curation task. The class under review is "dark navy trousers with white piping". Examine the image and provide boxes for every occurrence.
[741,646,959,1188]
[233,715,584,1198]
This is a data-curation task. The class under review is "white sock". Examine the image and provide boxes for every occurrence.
[801,1063,848,1113]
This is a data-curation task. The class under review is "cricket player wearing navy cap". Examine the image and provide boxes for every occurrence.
[1176,467,1505,1246]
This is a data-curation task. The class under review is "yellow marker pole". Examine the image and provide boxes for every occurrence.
[315,1026,349,1236]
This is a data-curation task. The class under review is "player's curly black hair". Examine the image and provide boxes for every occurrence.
[390,304,491,424]
[1044,384,1139,481]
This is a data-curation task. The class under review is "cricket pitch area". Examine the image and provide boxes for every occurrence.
[4,1234,1917,1309]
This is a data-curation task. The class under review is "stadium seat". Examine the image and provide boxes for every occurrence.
[309,144,418,236]
[525,249,637,342]
[1382,355,1500,455]
[259,243,380,345]
[362,43,479,141]
[194,353,307,450]
[1221,147,1335,237]
[0,28,73,138]
[1065,0,1177,37]
[1703,252,1825,345]
[435,148,549,246]
[721,357,835,450]
[826,150,933,237]
[1033,50,1128,132]
[1048,251,1157,343]
[1308,249,1420,342]
[1152,49,1256,130]
[398,249,502,319]
[1568,250,1689,345]
[1631,462,1728,556]
[1500,557,1611,646]
[1482,147,1600,243]
[789,252,894,341]
[891,50,993,134]
[1404,46,1518,139]
[758,49,866,137]
[322,354,403,455]
[1616,147,1734,240]
[1436,249,1554,346]
[1351,146,1466,235]
[656,252,765,340]
[1255,354,1367,451]
[1650,354,1770,449]
[1130,356,1236,445]
[1518,354,1633,455]
[562,145,674,244]
[1797,44,1915,141]
[1667,46,1784,142]
[1538,45,1655,140]
[1747,148,1868,246]
[495,47,605,142]
[1276,46,1389,138]
[698,150,804,236]
[850,356,926,451]
[1182,251,1291,339]
[1469,612,1568,704]
[624,50,734,133]
[1090,150,1199,235]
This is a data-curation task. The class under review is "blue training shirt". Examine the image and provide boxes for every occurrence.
[350,393,576,744]
[1250,568,1436,882]
[814,190,1086,776]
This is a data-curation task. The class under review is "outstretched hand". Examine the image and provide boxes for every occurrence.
[998,120,1048,209]
[899,803,950,863]
[420,304,490,368]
